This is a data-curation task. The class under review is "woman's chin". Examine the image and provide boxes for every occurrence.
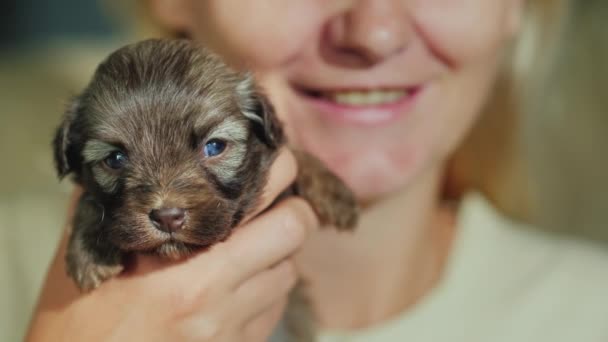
[319,150,420,205]
[343,171,409,205]
[352,182,404,205]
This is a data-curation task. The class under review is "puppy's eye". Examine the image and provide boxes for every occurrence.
[203,139,226,157]
[104,151,128,170]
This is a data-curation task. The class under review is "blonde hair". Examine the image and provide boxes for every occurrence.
[447,0,568,221]
[522,2,608,240]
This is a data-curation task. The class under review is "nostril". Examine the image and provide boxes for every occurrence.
[149,208,186,233]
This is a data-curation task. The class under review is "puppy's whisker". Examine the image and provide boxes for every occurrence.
[99,204,106,224]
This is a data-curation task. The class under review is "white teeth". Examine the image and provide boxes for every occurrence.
[328,90,407,106]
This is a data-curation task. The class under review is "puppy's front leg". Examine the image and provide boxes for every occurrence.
[66,194,124,292]
[291,150,359,231]
[280,151,359,342]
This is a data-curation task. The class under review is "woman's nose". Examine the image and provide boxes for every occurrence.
[325,0,411,67]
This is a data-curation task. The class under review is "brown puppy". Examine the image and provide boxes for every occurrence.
[52,38,358,341]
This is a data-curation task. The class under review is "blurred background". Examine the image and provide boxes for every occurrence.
[0,1,606,341]
[0,1,133,341]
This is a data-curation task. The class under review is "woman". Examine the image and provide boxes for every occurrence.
[26,1,608,341]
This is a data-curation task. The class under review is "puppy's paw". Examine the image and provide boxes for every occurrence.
[322,181,359,230]
[68,260,124,292]
[315,175,359,230]
[292,150,359,231]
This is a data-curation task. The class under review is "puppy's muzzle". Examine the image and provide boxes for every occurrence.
[149,207,186,233]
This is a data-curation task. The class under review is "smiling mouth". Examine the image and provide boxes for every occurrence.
[293,84,424,125]
[301,88,415,107]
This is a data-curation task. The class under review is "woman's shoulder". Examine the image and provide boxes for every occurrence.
[457,191,608,283]
[489,220,608,341]
[455,191,608,315]
[416,192,608,341]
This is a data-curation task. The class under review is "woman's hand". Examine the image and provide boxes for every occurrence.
[26,149,318,342]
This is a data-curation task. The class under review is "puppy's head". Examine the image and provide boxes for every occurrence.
[53,39,285,258]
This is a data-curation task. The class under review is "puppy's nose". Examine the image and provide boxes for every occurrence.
[149,208,186,233]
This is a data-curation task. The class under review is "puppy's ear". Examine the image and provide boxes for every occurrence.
[236,74,285,148]
[53,97,81,179]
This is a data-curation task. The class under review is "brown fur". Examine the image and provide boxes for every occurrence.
[53,38,358,341]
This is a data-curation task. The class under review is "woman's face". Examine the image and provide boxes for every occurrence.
[152,0,523,201]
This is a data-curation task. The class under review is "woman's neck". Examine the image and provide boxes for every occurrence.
[294,164,457,331]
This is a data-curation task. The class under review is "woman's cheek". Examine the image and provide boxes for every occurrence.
[410,0,513,64]
[190,1,327,70]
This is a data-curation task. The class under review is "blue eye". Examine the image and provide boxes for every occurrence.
[104,151,128,170]
[203,139,226,157]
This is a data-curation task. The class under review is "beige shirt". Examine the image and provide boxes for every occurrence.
[318,192,608,342]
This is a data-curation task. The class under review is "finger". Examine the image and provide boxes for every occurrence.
[233,260,297,322]
[240,147,298,225]
[213,197,318,288]
[243,297,289,342]
[129,254,172,275]
[128,198,316,298]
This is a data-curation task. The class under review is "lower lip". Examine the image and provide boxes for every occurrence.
[296,86,424,126]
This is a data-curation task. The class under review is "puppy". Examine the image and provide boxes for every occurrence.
[52,38,358,341]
